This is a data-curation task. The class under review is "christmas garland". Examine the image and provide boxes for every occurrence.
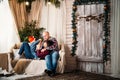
[17,0,36,13]
[16,0,62,13]
[71,0,111,63]
[17,0,35,3]
[17,0,62,8]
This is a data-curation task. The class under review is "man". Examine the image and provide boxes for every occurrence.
[36,40,53,59]
[37,31,59,76]
[19,31,59,76]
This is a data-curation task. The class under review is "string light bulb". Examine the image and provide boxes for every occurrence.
[47,0,51,5]
[25,1,29,6]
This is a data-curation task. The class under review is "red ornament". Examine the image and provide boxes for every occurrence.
[28,36,35,42]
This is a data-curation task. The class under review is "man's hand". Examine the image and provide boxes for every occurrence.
[41,48,46,52]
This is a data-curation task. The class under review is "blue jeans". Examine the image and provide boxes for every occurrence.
[30,40,39,59]
[45,51,59,73]
[18,42,34,59]
[18,41,39,59]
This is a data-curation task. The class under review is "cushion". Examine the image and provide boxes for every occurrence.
[56,50,66,73]
[13,59,31,74]
[14,43,22,49]
[12,49,20,60]
[11,59,19,68]
[0,53,9,71]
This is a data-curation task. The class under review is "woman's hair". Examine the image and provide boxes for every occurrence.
[44,40,53,47]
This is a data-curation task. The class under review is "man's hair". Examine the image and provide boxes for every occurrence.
[43,31,49,35]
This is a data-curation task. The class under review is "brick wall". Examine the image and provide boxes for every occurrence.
[65,0,77,72]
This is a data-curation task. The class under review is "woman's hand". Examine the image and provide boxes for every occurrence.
[36,44,41,50]
[36,39,42,50]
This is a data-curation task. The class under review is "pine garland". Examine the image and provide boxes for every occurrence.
[16,0,36,13]
[16,0,62,12]
[71,0,111,63]
[17,0,35,3]
[71,3,78,56]
[102,0,111,63]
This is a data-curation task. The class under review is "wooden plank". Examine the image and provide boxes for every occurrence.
[77,58,103,63]
[86,62,91,72]
[91,63,97,73]
[66,25,72,28]
[82,62,86,71]
[97,63,103,73]
[77,62,103,73]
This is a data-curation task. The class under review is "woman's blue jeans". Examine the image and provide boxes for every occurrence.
[18,41,38,59]
[45,51,59,73]
[18,42,34,59]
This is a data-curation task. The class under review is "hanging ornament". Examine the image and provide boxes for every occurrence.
[73,29,77,32]
[103,45,106,49]
[104,5,107,10]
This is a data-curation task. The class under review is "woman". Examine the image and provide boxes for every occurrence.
[36,40,53,59]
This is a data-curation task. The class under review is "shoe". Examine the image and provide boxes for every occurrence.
[44,69,48,73]
[44,69,53,76]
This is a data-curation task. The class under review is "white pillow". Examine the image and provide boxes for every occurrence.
[13,49,20,60]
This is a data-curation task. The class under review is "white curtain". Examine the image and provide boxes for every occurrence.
[0,0,20,53]
[40,0,66,44]
[111,0,120,74]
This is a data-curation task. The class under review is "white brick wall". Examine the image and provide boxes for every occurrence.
[65,0,77,72]
[66,0,74,47]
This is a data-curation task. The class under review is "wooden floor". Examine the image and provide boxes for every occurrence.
[16,71,120,80]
